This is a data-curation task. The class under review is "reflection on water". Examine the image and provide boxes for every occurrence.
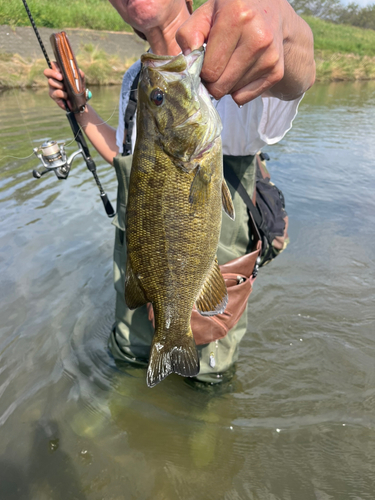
[1,82,375,499]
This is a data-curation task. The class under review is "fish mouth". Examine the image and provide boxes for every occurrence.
[141,47,204,73]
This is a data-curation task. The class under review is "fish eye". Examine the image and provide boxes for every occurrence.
[150,88,164,106]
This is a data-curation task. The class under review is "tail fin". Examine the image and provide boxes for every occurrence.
[147,330,200,388]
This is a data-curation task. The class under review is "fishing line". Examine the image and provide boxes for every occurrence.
[1,99,119,163]
[0,125,80,163]
[0,88,37,163]
[13,88,34,149]
[88,102,119,127]
[0,152,35,163]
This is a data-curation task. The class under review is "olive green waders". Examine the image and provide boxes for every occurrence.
[108,153,256,382]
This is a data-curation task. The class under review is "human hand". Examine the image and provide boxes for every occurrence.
[176,0,315,104]
[44,62,85,111]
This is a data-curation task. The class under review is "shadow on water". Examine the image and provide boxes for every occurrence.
[106,371,242,498]
[29,420,87,500]
[0,420,86,500]
[0,460,30,500]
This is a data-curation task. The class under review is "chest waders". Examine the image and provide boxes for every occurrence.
[108,152,257,383]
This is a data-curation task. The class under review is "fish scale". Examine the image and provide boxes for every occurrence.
[124,48,234,387]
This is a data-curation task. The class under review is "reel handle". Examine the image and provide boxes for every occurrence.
[33,167,50,179]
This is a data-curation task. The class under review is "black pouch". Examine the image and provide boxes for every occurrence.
[224,153,289,270]
[255,154,289,266]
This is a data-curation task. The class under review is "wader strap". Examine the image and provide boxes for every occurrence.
[224,161,272,245]
[122,70,141,156]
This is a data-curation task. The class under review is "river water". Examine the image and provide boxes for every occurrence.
[0,82,374,500]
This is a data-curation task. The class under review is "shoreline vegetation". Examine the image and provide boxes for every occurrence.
[0,43,138,90]
[2,6,375,88]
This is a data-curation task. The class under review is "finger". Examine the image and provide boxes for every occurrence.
[227,45,283,95]
[176,0,214,54]
[203,42,269,99]
[49,88,68,103]
[51,60,62,74]
[229,44,285,104]
[44,67,64,82]
[201,11,242,84]
[47,77,65,90]
[45,61,63,81]
[56,99,67,111]
[206,19,284,100]
[231,63,284,98]
[231,68,283,105]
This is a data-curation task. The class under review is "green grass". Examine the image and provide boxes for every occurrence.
[0,0,131,32]
[303,15,375,80]
[305,15,375,56]
[0,46,136,89]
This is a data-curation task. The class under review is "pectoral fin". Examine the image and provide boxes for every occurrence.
[222,179,235,220]
[124,258,147,309]
[189,164,212,208]
[195,258,228,316]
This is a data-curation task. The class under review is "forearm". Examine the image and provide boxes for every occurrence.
[266,4,315,101]
[76,105,119,165]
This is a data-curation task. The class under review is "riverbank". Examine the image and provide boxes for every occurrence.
[306,15,375,82]
[0,25,147,89]
[2,16,375,88]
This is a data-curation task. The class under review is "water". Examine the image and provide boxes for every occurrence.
[0,82,375,499]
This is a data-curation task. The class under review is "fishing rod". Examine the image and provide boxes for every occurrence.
[21,0,115,218]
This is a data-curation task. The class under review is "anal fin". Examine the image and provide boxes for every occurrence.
[124,258,147,309]
[222,179,235,220]
[195,257,228,316]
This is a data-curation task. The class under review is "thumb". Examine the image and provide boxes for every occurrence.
[176,0,214,54]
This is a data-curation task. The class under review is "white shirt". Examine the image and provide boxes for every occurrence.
[116,59,302,156]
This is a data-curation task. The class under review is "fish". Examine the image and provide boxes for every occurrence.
[125,47,235,387]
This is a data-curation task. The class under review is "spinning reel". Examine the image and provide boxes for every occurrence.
[33,140,82,180]
[30,118,115,218]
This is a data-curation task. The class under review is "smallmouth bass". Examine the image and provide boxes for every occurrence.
[125,48,234,387]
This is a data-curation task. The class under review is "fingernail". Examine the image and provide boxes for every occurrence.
[183,48,191,56]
